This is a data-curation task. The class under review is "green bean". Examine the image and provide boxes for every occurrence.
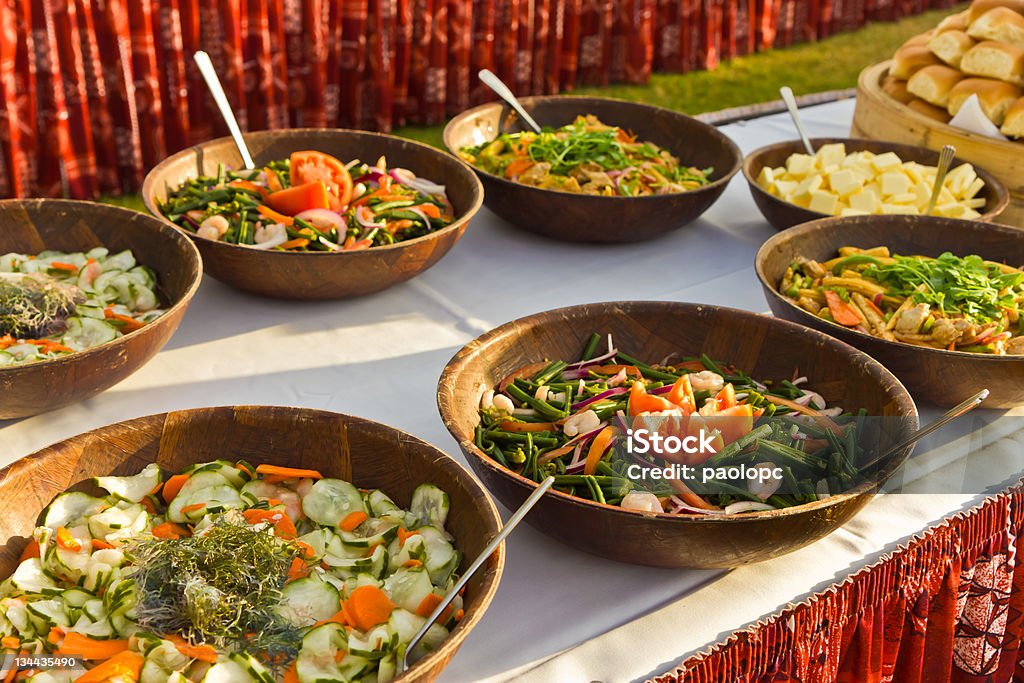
[484,430,560,447]
[579,333,602,361]
[505,384,566,420]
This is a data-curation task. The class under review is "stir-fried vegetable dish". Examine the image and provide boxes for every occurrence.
[477,333,873,515]
[0,460,463,682]
[0,249,164,367]
[780,246,1024,355]
[158,151,454,252]
[458,115,713,196]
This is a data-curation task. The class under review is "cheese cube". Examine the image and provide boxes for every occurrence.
[963,207,981,219]
[827,169,862,197]
[786,154,816,178]
[966,197,987,209]
[881,203,919,215]
[964,178,985,200]
[757,166,776,190]
[792,174,823,201]
[848,189,879,213]
[808,190,839,215]
[936,202,966,218]
[902,162,924,185]
[840,208,870,217]
[871,152,903,172]
[890,192,917,205]
[773,180,798,198]
[880,172,911,197]
[816,143,846,169]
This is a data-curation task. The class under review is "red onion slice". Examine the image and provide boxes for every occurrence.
[295,208,345,232]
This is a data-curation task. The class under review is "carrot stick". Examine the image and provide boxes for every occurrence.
[278,238,309,250]
[74,650,144,682]
[19,539,39,562]
[283,664,300,683]
[1,636,19,649]
[243,509,297,538]
[345,585,395,631]
[57,633,130,660]
[396,527,420,545]
[161,473,190,503]
[55,527,82,552]
[152,522,190,539]
[764,395,845,434]
[257,204,294,226]
[48,262,79,272]
[166,635,219,663]
[668,477,719,511]
[255,464,323,480]
[403,559,423,567]
[583,426,616,476]
[103,307,146,333]
[591,364,643,377]
[339,511,367,532]
[287,557,310,582]
[314,610,351,628]
[180,503,206,514]
[415,593,453,622]
[497,419,555,433]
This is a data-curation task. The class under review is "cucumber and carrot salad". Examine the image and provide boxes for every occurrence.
[477,333,871,514]
[0,460,463,682]
[157,151,454,252]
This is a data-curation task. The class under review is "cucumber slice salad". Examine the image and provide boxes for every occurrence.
[0,461,463,682]
[0,247,164,366]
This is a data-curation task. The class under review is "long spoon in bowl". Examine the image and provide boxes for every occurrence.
[397,475,555,674]
[478,69,543,134]
[193,50,256,170]
[779,86,815,155]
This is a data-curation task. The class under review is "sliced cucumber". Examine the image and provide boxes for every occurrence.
[338,519,398,549]
[387,534,426,573]
[382,568,433,614]
[10,558,58,595]
[61,317,118,350]
[25,598,69,627]
[202,658,258,683]
[409,623,448,661]
[94,463,162,503]
[410,484,450,530]
[0,351,14,367]
[166,471,236,523]
[387,608,426,645]
[191,460,249,488]
[367,490,400,517]
[41,492,106,529]
[296,623,348,682]
[101,250,136,272]
[27,672,74,683]
[416,526,460,587]
[61,587,93,608]
[87,503,147,543]
[229,652,275,683]
[278,575,340,627]
[302,479,365,528]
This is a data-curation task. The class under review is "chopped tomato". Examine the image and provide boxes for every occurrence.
[628,381,678,416]
[266,181,332,216]
[290,151,353,208]
[705,404,755,446]
[666,374,696,414]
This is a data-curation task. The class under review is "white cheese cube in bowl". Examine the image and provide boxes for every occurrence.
[815,143,846,168]
[808,191,840,215]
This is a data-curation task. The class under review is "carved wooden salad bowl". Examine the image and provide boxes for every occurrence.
[437,301,918,568]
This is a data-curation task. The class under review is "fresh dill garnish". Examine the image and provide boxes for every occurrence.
[0,271,83,338]
[124,518,303,667]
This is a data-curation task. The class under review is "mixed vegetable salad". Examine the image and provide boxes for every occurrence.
[780,246,1024,355]
[457,115,713,196]
[157,152,454,252]
[0,460,463,682]
[0,249,164,367]
[477,333,872,514]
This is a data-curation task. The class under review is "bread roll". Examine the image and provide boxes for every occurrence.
[960,40,1024,85]
[891,44,944,79]
[948,77,1023,124]
[968,0,1024,23]
[882,76,914,103]
[968,7,1024,48]
[937,10,971,33]
[1000,95,1024,135]
[907,65,967,106]
[929,30,977,66]
[907,97,953,122]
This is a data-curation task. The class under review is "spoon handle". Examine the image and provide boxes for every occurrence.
[193,51,256,170]
[926,145,957,216]
[399,476,555,673]
[479,69,543,134]
[779,87,815,156]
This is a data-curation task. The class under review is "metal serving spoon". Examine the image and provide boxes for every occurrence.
[478,69,543,134]
[926,144,957,216]
[780,86,815,155]
[397,475,555,674]
[859,389,989,473]
[193,51,256,170]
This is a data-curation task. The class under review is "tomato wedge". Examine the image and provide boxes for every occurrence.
[265,181,331,216]
[290,151,353,209]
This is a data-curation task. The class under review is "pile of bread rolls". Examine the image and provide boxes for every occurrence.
[885,0,1024,138]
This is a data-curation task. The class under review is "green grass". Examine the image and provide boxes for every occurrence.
[105,7,956,208]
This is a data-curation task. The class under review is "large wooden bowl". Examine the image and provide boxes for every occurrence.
[0,406,503,682]
[853,61,1024,228]
[756,214,1024,408]
[743,137,1009,231]
[442,96,742,243]
[0,199,201,420]
[142,129,483,300]
[437,301,918,568]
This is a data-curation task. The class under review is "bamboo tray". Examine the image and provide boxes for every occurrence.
[852,61,1024,228]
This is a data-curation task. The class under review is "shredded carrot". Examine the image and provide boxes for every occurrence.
[287,557,311,582]
[334,650,348,662]
[166,634,219,663]
[152,522,190,539]
[344,585,395,631]
[339,511,368,532]
[455,608,465,621]
[1,636,19,649]
[57,633,130,660]
[19,539,39,562]
[314,610,351,628]
[161,473,190,503]
[0,335,15,349]
[403,559,423,568]
[139,496,157,514]
[415,593,454,622]
[236,461,256,477]
[283,664,300,683]
[396,527,420,545]
[91,539,115,550]
[591,364,644,378]
[26,339,74,353]
[73,650,144,682]
[55,527,82,552]
[583,426,616,476]
[498,419,556,433]
[537,444,576,465]
[255,464,323,480]
[48,261,79,272]
[668,477,719,511]
[47,627,64,645]
[243,508,298,538]
[295,540,317,558]
[103,307,146,333]
[503,158,535,179]
[180,502,206,514]
[764,395,845,434]
[278,238,309,250]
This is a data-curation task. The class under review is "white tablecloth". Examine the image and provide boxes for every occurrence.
[2,98,1021,683]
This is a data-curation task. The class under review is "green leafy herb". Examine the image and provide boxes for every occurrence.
[0,272,83,338]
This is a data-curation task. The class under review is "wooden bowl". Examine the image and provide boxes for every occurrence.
[437,301,918,568]
[854,61,1024,228]
[756,214,1024,409]
[743,137,1009,231]
[442,96,742,243]
[142,129,483,300]
[0,406,503,682]
[0,199,201,420]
